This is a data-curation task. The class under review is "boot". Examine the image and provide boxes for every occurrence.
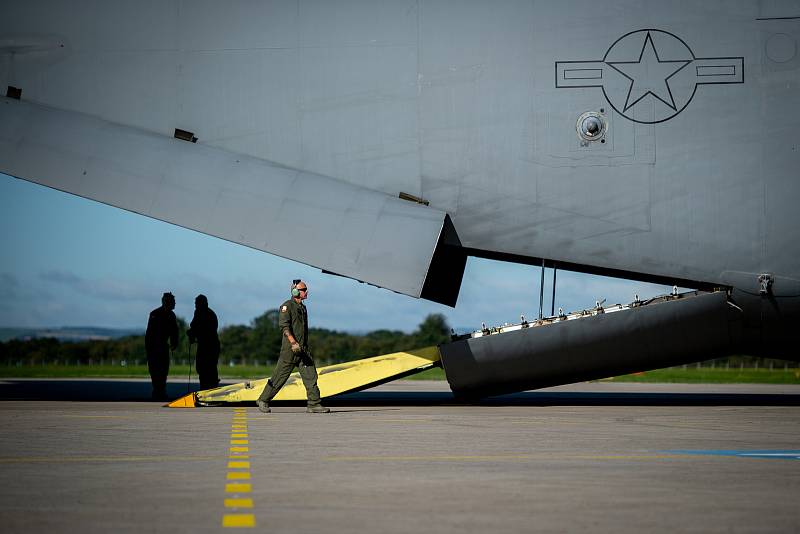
[256,399,271,413]
[306,405,330,413]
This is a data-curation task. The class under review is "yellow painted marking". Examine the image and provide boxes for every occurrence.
[0,456,216,464]
[224,498,253,508]
[225,411,256,527]
[223,514,255,527]
[368,419,433,423]
[225,483,252,493]
[197,346,441,403]
[62,415,130,419]
[325,454,689,462]
[509,420,588,426]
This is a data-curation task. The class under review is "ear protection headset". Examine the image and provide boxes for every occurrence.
[291,279,302,298]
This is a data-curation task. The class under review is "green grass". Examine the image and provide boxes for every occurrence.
[406,367,447,380]
[607,367,800,385]
[0,364,275,379]
[1,364,798,384]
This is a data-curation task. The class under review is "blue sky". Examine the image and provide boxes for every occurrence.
[0,173,678,333]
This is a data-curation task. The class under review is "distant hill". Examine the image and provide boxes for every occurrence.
[0,327,143,343]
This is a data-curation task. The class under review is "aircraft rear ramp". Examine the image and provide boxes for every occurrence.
[169,346,440,407]
[169,290,742,408]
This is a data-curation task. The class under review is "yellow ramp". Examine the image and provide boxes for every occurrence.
[175,346,440,407]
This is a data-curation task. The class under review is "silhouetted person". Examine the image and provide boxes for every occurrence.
[145,292,179,400]
[187,294,220,390]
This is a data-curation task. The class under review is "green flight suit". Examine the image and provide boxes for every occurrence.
[257,298,322,407]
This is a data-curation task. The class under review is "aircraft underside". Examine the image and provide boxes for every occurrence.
[2,1,799,399]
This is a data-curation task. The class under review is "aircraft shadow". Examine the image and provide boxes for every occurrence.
[331,390,800,407]
[0,379,218,402]
[0,379,798,406]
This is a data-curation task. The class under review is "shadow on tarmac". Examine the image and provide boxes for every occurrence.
[0,379,799,406]
[0,379,211,402]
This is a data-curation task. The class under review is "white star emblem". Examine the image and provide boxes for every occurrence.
[607,31,692,112]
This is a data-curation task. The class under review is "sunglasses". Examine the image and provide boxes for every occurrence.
[297,287,308,292]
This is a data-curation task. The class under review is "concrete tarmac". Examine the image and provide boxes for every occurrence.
[0,379,798,533]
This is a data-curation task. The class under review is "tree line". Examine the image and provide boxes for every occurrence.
[0,312,452,366]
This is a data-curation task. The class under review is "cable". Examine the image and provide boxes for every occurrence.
[187,342,193,394]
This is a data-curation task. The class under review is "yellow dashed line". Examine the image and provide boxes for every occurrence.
[223,514,255,527]
[224,410,255,528]
[225,498,253,508]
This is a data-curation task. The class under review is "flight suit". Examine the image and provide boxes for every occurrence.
[145,306,178,399]
[257,298,322,407]
[188,307,220,390]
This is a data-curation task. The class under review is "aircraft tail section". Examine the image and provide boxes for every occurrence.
[439,290,741,398]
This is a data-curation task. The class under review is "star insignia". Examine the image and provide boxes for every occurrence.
[606,31,692,112]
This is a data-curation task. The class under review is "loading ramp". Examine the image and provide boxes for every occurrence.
[168,346,440,408]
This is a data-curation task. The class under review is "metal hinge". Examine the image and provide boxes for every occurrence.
[757,273,774,295]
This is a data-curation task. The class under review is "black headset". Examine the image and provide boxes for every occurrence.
[291,279,303,298]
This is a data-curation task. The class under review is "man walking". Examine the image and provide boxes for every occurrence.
[187,294,221,390]
[145,292,179,400]
[256,280,329,413]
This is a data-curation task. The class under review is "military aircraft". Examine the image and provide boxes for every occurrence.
[1,1,798,399]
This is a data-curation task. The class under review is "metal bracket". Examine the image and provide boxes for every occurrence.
[757,274,774,295]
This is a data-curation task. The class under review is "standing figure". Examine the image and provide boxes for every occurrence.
[187,294,220,390]
[145,292,179,400]
[256,280,329,414]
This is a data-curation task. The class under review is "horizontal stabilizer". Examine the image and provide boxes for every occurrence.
[0,98,465,305]
[176,346,440,407]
